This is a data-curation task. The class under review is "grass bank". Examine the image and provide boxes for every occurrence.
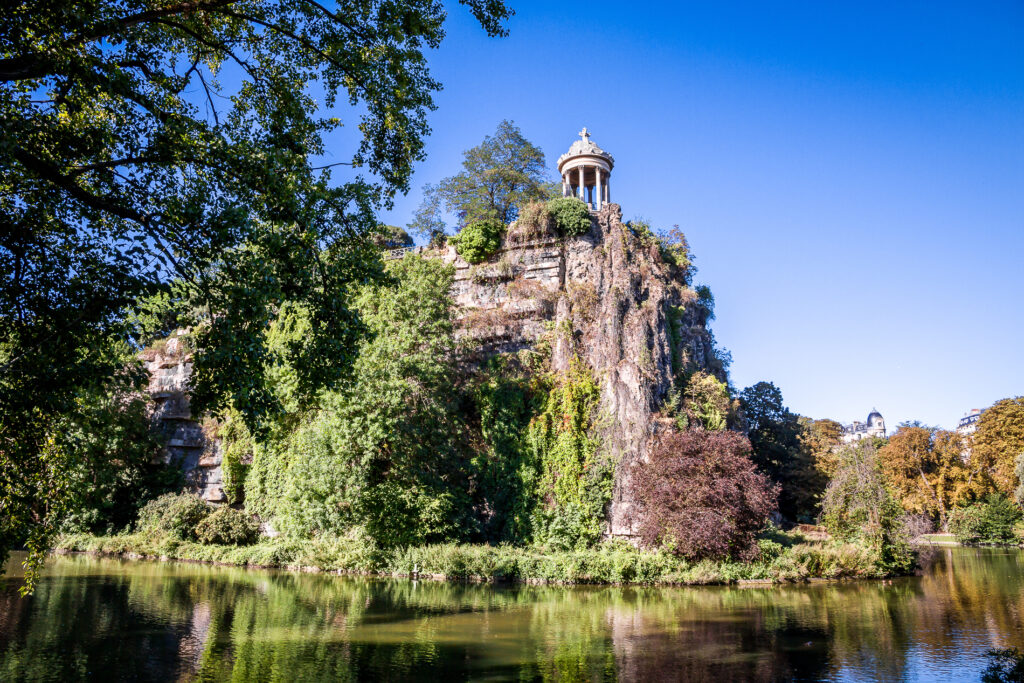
[54,532,902,585]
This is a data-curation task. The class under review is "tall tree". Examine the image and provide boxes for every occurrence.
[740,381,824,522]
[0,0,512,588]
[972,398,1024,496]
[409,119,551,234]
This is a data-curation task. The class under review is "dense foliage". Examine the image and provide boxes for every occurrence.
[879,425,989,529]
[451,218,506,264]
[246,255,470,547]
[972,397,1024,496]
[526,362,612,550]
[547,197,592,237]
[630,429,778,561]
[948,495,1022,546]
[0,0,512,588]
[741,381,826,522]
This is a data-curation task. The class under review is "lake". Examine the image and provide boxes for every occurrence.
[1,546,1022,681]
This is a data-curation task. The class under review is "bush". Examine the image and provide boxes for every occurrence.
[630,429,778,561]
[194,506,260,546]
[451,218,505,263]
[547,197,591,237]
[949,495,1022,545]
[137,492,212,540]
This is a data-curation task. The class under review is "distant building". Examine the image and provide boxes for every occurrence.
[841,409,886,443]
[957,408,984,436]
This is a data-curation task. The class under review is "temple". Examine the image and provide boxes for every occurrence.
[557,127,614,210]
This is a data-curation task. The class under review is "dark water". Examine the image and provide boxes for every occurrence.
[1,547,1022,681]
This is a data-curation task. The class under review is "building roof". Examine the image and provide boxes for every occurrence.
[557,127,614,169]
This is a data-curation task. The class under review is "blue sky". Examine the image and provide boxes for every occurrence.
[373,1,1024,430]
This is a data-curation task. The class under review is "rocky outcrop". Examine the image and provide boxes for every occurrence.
[443,204,719,536]
[140,336,225,503]
[146,205,719,529]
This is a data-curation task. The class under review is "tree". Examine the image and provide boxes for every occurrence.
[740,381,825,522]
[820,440,915,574]
[409,120,552,233]
[630,429,778,561]
[245,255,471,547]
[972,398,1024,496]
[879,426,990,529]
[0,0,512,589]
[799,416,843,478]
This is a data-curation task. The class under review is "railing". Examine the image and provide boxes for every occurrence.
[384,246,420,260]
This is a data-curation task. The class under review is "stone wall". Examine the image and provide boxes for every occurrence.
[140,336,225,503]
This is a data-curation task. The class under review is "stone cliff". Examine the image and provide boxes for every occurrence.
[146,203,722,535]
[139,335,225,503]
[442,203,721,535]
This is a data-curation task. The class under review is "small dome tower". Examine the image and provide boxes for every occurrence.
[867,409,885,438]
[557,127,614,211]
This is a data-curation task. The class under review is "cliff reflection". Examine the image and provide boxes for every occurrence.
[1,548,1022,681]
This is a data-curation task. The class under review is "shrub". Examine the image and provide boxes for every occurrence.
[547,197,591,237]
[137,492,212,540]
[949,495,1022,545]
[510,201,553,241]
[451,218,505,263]
[630,428,778,561]
[194,506,260,546]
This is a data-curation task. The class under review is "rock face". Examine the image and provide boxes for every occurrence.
[140,336,225,503]
[444,204,720,536]
[148,204,719,530]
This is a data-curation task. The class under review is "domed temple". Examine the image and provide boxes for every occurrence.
[558,127,614,210]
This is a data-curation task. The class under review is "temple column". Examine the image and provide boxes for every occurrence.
[578,165,585,203]
[595,167,602,209]
[562,174,568,198]
[606,175,611,204]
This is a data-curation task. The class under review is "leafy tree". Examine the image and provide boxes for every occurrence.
[410,120,552,233]
[879,426,990,529]
[246,255,470,547]
[799,417,843,478]
[372,225,414,249]
[972,397,1024,496]
[630,428,778,561]
[820,441,915,574]
[470,357,544,543]
[740,381,824,522]
[0,0,511,587]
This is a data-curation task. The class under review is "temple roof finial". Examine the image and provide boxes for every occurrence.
[579,126,590,141]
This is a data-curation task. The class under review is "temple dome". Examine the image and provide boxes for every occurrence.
[558,127,614,168]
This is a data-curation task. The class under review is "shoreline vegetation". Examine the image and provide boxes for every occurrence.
[55,531,912,586]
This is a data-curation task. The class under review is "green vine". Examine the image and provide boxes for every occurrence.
[526,359,612,550]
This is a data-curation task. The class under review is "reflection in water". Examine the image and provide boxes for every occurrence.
[1,548,1022,681]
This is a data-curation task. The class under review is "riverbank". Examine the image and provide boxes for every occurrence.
[54,531,902,585]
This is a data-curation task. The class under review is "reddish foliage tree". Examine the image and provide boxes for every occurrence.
[630,429,779,561]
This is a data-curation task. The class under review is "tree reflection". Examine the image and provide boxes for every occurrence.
[1,548,1022,681]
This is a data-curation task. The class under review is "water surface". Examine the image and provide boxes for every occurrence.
[1,547,1022,681]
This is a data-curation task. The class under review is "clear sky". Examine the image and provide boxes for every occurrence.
[374,0,1024,430]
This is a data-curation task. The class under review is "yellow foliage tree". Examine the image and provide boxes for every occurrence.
[971,397,1024,496]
